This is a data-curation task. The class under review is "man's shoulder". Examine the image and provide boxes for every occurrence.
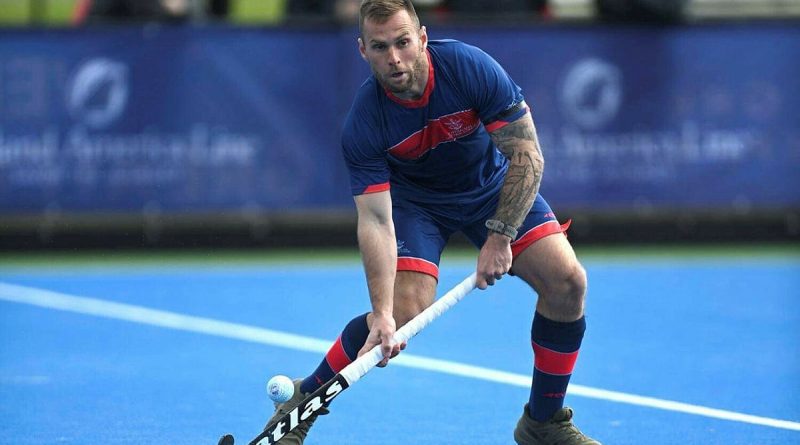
[351,76,379,104]
[342,78,383,148]
[429,39,497,78]
[429,39,484,59]
[345,78,380,125]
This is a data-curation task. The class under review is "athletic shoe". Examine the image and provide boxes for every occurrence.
[514,404,601,445]
[263,379,329,445]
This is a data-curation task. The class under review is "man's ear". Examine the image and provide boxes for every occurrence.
[358,37,368,61]
[419,25,428,51]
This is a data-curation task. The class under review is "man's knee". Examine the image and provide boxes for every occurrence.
[393,271,437,327]
[542,261,587,319]
[562,262,588,300]
[393,299,427,327]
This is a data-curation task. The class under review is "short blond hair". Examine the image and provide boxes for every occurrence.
[359,0,420,35]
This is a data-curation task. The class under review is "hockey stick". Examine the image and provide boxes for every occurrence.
[218,272,478,445]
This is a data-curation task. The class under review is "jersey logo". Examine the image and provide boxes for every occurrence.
[388,109,480,160]
[442,116,466,133]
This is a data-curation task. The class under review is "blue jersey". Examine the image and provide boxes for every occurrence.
[341,39,528,205]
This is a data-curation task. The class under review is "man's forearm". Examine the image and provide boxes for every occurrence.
[357,218,397,316]
[490,115,544,228]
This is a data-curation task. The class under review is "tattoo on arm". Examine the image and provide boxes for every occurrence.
[489,115,544,228]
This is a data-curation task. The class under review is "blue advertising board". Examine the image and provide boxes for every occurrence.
[1,23,798,215]
[448,24,800,211]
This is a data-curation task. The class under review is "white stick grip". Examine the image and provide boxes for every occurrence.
[339,272,477,384]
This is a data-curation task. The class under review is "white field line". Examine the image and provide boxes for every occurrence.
[1,281,798,432]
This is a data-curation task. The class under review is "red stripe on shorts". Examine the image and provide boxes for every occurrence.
[324,335,352,372]
[397,257,439,279]
[362,182,390,194]
[511,220,571,258]
[532,341,580,376]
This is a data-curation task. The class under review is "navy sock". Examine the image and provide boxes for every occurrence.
[300,312,370,394]
[528,312,586,421]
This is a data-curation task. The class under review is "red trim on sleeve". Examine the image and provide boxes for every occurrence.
[511,220,571,258]
[324,336,352,372]
[397,257,439,279]
[362,182,390,194]
[485,106,530,133]
[484,119,509,133]
[532,342,580,376]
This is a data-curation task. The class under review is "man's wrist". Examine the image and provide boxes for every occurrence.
[485,219,518,240]
[372,309,393,319]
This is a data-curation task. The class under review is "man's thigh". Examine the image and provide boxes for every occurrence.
[391,201,453,325]
[511,231,587,320]
[462,193,568,259]
[393,271,438,327]
[392,200,454,280]
[511,231,580,292]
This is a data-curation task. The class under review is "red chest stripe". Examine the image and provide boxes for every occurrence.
[388,109,480,160]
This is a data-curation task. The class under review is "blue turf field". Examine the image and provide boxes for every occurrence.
[1,252,798,444]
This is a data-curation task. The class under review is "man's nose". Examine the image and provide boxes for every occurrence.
[387,47,400,65]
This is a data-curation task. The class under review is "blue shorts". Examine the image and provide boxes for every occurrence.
[392,193,569,279]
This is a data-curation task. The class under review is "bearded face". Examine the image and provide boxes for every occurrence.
[359,10,428,100]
